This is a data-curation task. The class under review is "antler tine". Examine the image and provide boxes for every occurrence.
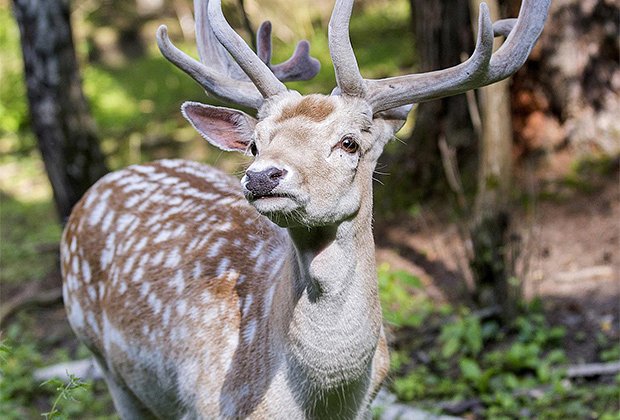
[207,0,287,99]
[156,25,263,109]
[194,0,247,80]
[364,0,550,113]
[366,3,495,112]
[256,21,273,65]
[487,0,549,81]
[328,0,366,97]
[493,19,517,38]
[257,21,321,82]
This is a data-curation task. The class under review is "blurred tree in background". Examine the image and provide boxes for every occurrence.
[12,0,108,223]
[510,0,620,183]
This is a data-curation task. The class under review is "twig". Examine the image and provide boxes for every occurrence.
[565,361,620,378]
[461,53,482,139]
[34,358,103,382]
[438,135,467,211]
[0,285,63,326]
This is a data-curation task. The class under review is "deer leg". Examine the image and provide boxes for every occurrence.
[96,360,157,420]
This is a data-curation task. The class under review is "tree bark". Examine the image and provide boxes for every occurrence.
[12,0,108,224]
[469,0,518,320]
[510,0,620,182]
[397,0,474,199]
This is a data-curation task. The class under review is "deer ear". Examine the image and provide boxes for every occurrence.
[181,102,257,152]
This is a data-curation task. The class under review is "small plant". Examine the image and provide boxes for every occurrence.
[40,373,88,420]
[384,291,620,417]
[378,263,437,328]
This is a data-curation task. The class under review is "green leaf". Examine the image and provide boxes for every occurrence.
[464,318,483,356]
[442,337,460,359]
[460,358,482,382]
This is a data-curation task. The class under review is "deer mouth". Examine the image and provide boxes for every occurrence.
[248,191,302,216]
[248,192,291,201]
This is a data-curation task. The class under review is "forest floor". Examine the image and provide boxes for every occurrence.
[376,170,620,365]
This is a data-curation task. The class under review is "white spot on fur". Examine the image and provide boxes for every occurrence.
[138,253,150,267]
[152,250,165,265]
[81,261,91,283]
[164,247,181,268]
[216,221,232,232]
[67,299,85,330]
[264,285,276,317]
[140,282,151,297]
[201,291,212,304]
[86,312,100,336]
[207,237,226,258]
[242,294,253,317]
[135,237,148,251]
[87,286,97,301]
[134,165,155,174]
[162,306,171,326]
[100,233,116,270]
[243,319,257,343]
[250,241,265,259]
[192,261,202,279]
[123,255,137,274]
[171,271,185,294]
[154,230,173,243]
[71,257,79,277]
[189,306,199,321]
[119,281,128,295]
[176,300,187,317]
[216,258,230,276]
[88,201,107,226]
[160,176,180,185]
[101,211,115,232]
[116,214,135,232]
[132,267,144,283]
[172,225,186,237]
[148,293,162,314]
[122,236,137,253]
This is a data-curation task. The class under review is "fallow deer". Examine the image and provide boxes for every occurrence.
[61,0,549,418]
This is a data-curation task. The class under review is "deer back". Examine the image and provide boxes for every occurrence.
[61,159,291,415]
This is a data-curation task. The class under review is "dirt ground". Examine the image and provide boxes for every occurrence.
[375,174,620,362]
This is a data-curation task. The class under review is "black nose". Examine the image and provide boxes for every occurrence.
[245,167,287,197]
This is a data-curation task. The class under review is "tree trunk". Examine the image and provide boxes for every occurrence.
[510,0,619,183]
[397,0,474,200]
[12,0,108,224]
[469,0,518,320]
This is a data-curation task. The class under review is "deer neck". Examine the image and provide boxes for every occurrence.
[281,189,382,393]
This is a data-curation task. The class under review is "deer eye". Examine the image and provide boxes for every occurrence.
[337,136,359,154]
[249,142,258,156]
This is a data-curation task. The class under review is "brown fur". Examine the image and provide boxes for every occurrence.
[276,95,335,123]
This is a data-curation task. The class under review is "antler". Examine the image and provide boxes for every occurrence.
[157,0,321,110]
[256,21,321,82]
[329,0,551,113]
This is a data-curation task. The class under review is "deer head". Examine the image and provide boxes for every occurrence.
[157,0,549,230]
